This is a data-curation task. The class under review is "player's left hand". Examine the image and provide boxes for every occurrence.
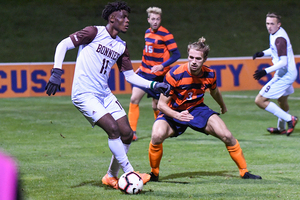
[153,82,171,96]
[220,105,227,114]
[253,69,267,80]
[253,52,264,60]
[45,68,63,96]
[151,64,164,73]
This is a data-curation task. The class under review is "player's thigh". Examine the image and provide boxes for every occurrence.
[260,77,293,99]
[205,114,235,145]
[104,93,127,121]
[151,119,174,144]
[152,98,158,110]
[72,93,109,127]
[130,87,146,104]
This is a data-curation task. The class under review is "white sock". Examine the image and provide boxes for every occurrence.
[107,156,120,178]
[123,143,131,153]
[277,110,288,130]
[265,102,292,122]
[107,143,131,177]
[107,138,133,177]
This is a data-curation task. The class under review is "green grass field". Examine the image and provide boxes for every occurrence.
[1,89,300,199]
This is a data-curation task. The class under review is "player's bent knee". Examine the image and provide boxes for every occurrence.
[106,125,122,139]
[222,135,236,146]
[151,132,166,144]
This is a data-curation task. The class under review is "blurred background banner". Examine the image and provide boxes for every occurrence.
[1,56,300,98]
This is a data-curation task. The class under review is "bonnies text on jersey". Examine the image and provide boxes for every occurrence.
[96,44,120,60]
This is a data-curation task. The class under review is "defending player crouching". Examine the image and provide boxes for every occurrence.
[148,37,262,181]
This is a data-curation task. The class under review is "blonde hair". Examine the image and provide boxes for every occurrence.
[187,37,210,58]
[146,7,162,17]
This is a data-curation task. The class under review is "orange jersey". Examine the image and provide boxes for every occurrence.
[140,26,179,77]
[165,63,217,111]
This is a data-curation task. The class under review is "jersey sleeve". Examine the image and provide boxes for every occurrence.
[164,32,178,51]
[116,46,134,72]
[69,26,98,47]
[275,37,287,57]
[205,67,217,90]
[163,65,179,96]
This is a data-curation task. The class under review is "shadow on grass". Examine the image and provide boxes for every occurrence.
[159,170,236,183]
[71,170,236,189]
[71,180,113,190]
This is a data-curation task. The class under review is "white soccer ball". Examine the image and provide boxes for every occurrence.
[118,171,143,194]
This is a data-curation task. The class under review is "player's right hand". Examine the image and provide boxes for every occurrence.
[177,110,194,122]
[45,68,63,96]
[253,69,267,80]
[153,82,171,96]
[252,52,264,60]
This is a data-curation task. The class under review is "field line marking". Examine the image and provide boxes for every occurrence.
[223,94,300,100]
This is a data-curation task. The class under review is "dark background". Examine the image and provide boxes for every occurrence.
[1,0,299,62]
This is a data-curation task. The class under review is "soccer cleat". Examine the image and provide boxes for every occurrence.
[267,127,286,135]
[149,172,159,182]
[132,131,138,141]
[286,116,298,136]
[242,172,262,179]
[135,172,151,184]
[102,174,119,189]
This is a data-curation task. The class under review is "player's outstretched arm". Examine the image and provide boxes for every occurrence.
[123,70,170,96]
[45,37,75,96]
[210,87,227,114]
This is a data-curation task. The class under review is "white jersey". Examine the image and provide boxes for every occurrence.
[269,27,297,79]
[70,26,132,98]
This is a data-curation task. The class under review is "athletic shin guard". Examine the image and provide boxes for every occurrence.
[226,139,248,176]
[149,142,163,176]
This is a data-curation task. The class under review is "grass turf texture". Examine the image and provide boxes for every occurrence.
[1,89,300,199]
[1,0,300,62]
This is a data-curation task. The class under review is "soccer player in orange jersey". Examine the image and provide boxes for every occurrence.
[148,37,262,181]
[128,7,181,141]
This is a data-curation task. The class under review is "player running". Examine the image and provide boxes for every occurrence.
[128,7,181,141]
[45,1,170,189]
[252,12,298,136]
[148,37,262,181]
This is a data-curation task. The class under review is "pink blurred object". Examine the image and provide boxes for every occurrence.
[0,151,18,200]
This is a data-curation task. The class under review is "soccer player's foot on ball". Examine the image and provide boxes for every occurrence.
[267,127,286,135]
[102,174,119,189]
[135,172,150,184]
[242,172,262,179]
[132,131,138,141]
[287,116,298,136]
[149,172,159,182]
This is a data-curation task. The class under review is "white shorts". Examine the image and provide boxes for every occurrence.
[259,76,294,99]
[72,92,126,126]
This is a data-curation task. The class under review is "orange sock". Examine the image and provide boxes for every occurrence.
[153,109,160,119]
[226,139,248,177]
[128,103,139,132]
[148,142,163,176]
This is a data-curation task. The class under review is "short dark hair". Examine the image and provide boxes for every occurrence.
[102,1,131,21]
[266,12,281,23]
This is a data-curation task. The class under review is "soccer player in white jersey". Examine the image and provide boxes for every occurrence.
[45,1,170,190]
[252,12,298,136]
